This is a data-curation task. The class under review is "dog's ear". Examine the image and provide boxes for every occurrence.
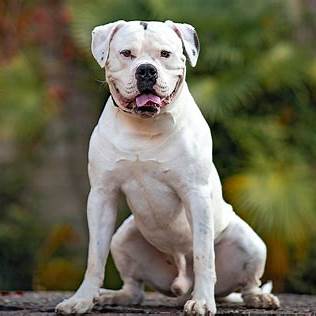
[91,20,125,68]
[165,20,200,67]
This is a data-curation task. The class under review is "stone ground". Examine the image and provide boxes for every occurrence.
[0,292,315,315]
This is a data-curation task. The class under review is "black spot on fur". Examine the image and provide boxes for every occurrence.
[140,22,148,30]
[243,262,248,271]
[111,96,119,107]
[193,31,200,53]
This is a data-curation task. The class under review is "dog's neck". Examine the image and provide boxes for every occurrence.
[96,83,193,154]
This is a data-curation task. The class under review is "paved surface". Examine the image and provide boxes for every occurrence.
[0,291,315,315]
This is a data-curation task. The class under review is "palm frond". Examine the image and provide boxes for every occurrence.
[191,70,261,121]
[224,155,316,244]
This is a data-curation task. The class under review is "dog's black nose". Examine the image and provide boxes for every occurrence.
[135,64,158,92]
[135,64,158,81]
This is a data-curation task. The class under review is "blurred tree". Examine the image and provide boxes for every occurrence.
[0,0,91,290]
[0,25,54,290]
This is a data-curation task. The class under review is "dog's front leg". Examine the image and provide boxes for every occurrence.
[55,187,118,314]
[183,190,216,315]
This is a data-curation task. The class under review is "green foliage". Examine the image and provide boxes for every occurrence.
[225,155,316,244]
[0,206,42,290]
[0,50,57,290]
[0,54,52,146]
[286,242,316,294]
[34,225,84,290]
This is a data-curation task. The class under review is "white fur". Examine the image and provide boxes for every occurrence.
[56,21,279,315]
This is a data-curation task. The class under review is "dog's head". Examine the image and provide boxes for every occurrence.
[91,20,199,118]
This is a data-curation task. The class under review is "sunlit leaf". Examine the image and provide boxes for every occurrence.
[225,156,316,244]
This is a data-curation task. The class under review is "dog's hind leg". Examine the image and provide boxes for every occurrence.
[234,218,280,309]
[96,215,179,306]
[214,213,280,309]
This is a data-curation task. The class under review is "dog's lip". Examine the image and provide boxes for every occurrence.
[135,102,160,117]
[111,76,183,114]
[113,84,163,107]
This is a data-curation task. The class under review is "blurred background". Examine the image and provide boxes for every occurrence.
[1,0,316,294]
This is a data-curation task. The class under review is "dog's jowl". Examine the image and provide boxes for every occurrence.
[55,20,280,315]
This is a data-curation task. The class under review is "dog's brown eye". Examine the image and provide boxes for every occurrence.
[161,50,171,58]
[120,50,132,57]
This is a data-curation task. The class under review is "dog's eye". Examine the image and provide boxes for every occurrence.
[120,50,132,58]
[161,50,171,58]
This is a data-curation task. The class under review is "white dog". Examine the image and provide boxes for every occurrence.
[56,20,280,315]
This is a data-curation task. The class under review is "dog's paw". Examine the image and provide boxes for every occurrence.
[184,298,216,315]
[243,293,280,309]
[55,297,94,314]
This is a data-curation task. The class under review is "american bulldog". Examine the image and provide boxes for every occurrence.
[56,20,280,315]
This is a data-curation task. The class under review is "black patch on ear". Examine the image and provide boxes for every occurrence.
[140,22,148,30]
[193,31,200,53]
[192,49,196,56]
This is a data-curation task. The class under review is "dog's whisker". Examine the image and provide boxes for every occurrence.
[96,79,107,86]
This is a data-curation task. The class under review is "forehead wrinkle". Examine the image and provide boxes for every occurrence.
[146,23,180,40]
[112,27,144,50]
[144,29,182,51]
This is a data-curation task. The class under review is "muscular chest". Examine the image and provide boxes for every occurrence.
[120,160,181,218]
[119,160,193,254]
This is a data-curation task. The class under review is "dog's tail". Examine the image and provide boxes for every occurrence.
[217,281,273,303]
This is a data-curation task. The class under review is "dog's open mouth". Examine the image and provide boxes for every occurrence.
[111,76,183,118]
[134,93,162,117]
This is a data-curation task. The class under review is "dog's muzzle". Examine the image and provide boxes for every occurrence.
[134,63,162,117]
[135,63,158,93]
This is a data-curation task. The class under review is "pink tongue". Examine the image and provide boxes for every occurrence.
[135,94,162,107]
